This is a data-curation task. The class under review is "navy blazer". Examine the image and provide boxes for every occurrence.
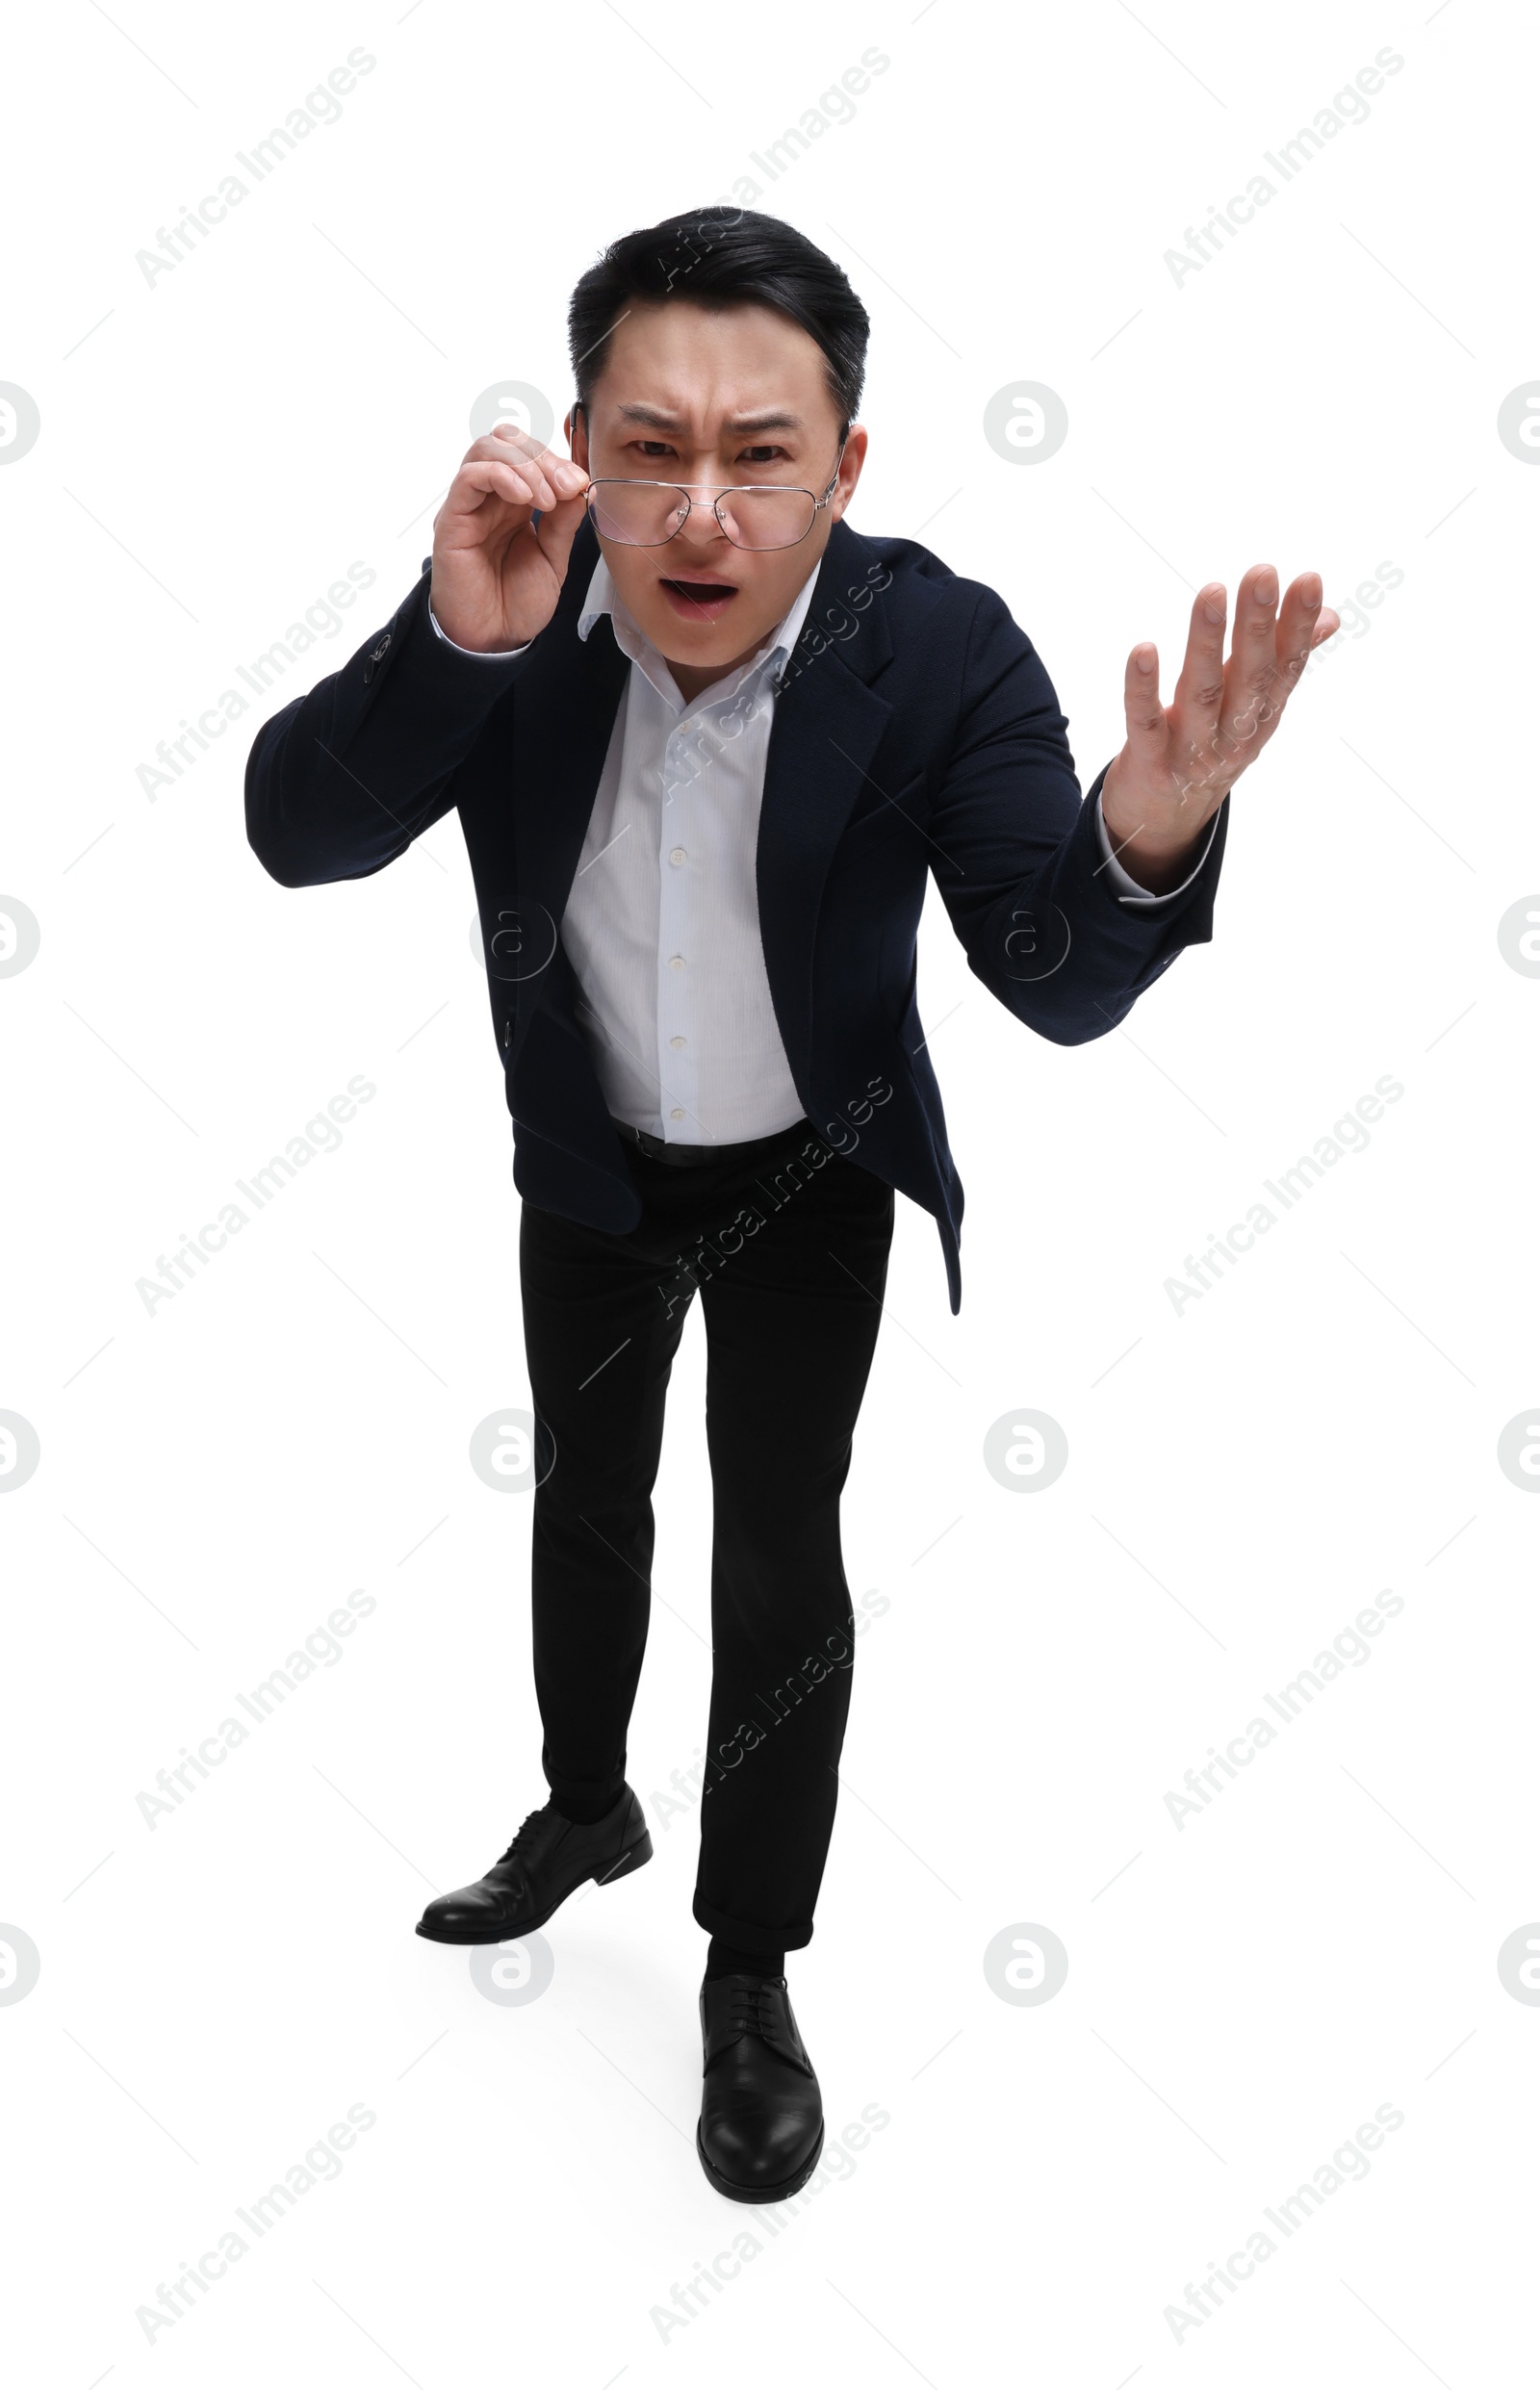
[244,514,1228,1311]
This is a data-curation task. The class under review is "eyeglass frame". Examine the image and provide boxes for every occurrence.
[569,398,848,553]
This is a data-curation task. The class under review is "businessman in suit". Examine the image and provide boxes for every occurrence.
[245,207,1337,2202]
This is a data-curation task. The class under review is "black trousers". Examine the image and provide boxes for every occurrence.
[518,1117,895,1956]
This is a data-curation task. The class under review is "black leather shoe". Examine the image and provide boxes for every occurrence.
[697,1973,824,2202]
[415,1786,652,1944]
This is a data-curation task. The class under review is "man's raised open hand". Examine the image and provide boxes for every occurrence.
[1100,566,1341,893]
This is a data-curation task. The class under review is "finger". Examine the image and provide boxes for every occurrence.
[1169,581,1228,770]
[472,434,562,515]
[1120,639,1167,769]
[466,431,566,514]
[1271,570,1326,696]
[504,434,591,509]
[480,424,589,510]
[1218,562,1282,757]
[1310,608,1341,647]
[436,459,543,534]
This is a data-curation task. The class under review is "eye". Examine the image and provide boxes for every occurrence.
[737,446,788,466]
[630,440,675,460]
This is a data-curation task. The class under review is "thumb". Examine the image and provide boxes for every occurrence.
[1121,641,1167,760]
[529,489,591,581]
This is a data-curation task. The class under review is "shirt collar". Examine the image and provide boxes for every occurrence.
[578,550,824,709]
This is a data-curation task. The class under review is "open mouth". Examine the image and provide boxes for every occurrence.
[659,576,739,621]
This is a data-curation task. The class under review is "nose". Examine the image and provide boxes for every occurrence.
[674,484,730,549]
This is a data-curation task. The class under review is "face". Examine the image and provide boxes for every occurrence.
[567,299,866,694]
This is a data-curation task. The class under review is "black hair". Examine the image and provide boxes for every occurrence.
[567,207,869,432]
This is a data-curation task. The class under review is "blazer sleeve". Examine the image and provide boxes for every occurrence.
[925,580,1229,1045]
[244,561,527,887]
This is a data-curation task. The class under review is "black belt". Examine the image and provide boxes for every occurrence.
[611,1116,813,1170]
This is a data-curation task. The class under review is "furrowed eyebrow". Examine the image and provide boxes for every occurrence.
[612,404,806,433]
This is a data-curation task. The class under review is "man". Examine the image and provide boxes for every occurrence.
[245,207,1337,2203]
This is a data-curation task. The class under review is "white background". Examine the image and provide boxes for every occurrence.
[3,2,1534,2383]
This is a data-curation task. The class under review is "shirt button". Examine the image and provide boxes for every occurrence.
[670,1035,686,1049]
[670,1108,685,1120]
[668,954,685,970]
[669,847,687,866]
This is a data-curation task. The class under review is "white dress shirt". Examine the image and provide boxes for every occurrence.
[430,558,1214,1144]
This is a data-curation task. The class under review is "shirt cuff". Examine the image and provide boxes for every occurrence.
[1093,788,1218,904]
[427,598,533,660]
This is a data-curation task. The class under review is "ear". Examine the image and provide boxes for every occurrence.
[827,422,867,524]
[567,402,591,472]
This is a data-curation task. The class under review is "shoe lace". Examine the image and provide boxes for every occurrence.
[720,1978,779,2039]
[496,1808,548,1872]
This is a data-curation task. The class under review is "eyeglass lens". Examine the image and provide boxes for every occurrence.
[586,481,820,552]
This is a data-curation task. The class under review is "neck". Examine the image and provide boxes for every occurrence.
[668,648,762,706]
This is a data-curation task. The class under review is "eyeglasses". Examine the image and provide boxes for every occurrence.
[583,438,847,553]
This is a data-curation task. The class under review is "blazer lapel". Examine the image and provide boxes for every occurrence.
[508,527,631,920]
[757,519,895,1084]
